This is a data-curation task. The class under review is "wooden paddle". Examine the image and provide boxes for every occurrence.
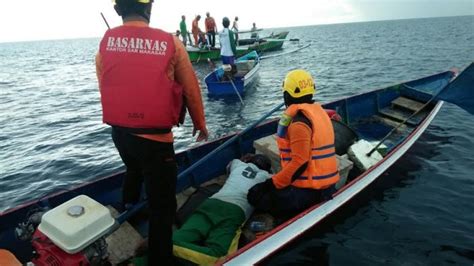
[259,43,311,60]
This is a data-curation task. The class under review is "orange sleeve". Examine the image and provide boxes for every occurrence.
[272,122,312,189]
[95,52,102,87]
[171,37,206,131]
[0,249,21,266]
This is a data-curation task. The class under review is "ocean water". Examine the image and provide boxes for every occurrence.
[1,16,473,264]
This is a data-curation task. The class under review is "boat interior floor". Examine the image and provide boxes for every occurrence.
[351,96,431,150]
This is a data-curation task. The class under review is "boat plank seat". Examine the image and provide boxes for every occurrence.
[234,71,248,78]
[391,97,425,112]
[379,107,421,126]
[373,115,409,131]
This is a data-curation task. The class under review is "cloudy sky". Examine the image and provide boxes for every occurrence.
[0,0,472,43]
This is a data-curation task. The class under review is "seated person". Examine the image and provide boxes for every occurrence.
[247,70,339,218]
[172,154,271,265]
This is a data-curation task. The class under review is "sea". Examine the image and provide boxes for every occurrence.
[1,16,473,265]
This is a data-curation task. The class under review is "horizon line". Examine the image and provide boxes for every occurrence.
[0,14,472,44]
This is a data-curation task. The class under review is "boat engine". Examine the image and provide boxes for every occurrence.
[20,195,116,266]
[15,208,49,241]
[31,229,108,266]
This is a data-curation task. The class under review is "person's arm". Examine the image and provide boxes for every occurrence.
[229,30,237,55]
[172,37,208,141]
[95,52,102,88]
[271,122,312,188]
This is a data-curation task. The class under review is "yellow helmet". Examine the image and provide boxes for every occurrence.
[282,69,316,98]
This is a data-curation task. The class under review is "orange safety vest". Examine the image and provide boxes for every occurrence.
[99,26,183,133]
[276,103,340,189]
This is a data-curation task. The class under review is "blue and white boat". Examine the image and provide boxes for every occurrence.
[0,63,472,265]
[204,51,260,97]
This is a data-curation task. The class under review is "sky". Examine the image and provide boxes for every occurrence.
[0,0,472,43]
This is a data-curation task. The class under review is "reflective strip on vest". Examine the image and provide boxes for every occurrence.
[296,171,339,180]
[313,144,335,151]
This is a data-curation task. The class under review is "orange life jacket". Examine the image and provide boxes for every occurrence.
[99,26,183,133]
[276,103,340,189]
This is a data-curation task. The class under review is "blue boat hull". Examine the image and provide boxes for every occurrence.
[0,69,457,264]
[205,51,260,96]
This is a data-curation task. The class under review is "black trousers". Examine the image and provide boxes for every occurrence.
[112,128,177,265]
[206,31,216,47]
[252,185,336,218]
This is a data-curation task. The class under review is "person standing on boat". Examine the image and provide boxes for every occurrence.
[247,70,339,217]
[172,154,272,264]
[95,0,209,264]
[250,22,259,39]
[204,12,217,48]
[219,17,237,65]
[192,15,204,47]
[231,16,239,43]
[179,15,188,46]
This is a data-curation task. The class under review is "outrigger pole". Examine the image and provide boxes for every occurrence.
[101,12,111,30]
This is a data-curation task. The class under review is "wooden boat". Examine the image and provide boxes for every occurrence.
[187,46,248,63]
[1,65,472,265]
[237,30,289,46]
[204,51,260,96]
[187,31,288,62]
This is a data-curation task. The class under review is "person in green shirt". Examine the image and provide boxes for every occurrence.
[179,15,188,46]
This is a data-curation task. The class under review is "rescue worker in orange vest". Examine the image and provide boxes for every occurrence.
[95,0,209,264]
[247,70,339,217]
[192,15,204,47]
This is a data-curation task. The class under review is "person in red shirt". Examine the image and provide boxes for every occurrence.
[192,15,204,47]
[95,0,209,264]
[204,12,217,48]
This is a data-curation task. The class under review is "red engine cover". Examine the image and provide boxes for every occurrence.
[31,230,89,266]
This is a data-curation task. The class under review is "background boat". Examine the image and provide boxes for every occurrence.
[204,51,260,97]
[187,31,288,62]
[237,30,289,46]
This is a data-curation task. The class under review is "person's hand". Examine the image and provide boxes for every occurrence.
[193,127,209,142]
[247,178,275,206]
